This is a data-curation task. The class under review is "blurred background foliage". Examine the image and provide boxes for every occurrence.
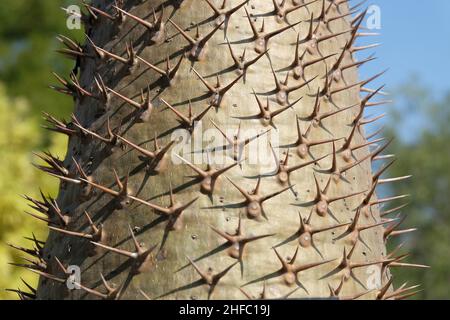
[0,0,81,119]
[0,1,448,300]
[0,0,80,299]
[0,86,67,298]
[384,80,450,300]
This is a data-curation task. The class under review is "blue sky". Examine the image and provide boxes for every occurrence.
[356,0,450,143]
[360,0,450,96]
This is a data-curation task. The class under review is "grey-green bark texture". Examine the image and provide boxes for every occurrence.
[19,0,423,300]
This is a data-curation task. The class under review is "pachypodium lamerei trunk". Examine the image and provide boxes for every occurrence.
[11,0,427,300]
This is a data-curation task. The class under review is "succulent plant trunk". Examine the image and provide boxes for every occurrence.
[22,0,422,300]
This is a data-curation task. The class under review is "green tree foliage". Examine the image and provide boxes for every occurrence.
[0,84,66,299]
[386,81,450,299]
[0,0,82,119]
[0,0,75,299]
